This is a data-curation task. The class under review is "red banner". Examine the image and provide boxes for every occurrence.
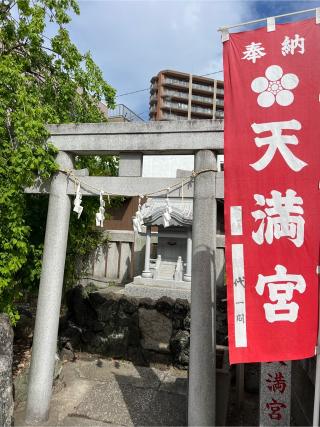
[223,17,320,364]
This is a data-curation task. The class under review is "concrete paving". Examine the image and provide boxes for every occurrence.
[14,354,188,426]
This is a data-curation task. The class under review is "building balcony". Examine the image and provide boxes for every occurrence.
[150,83,158,92]
[215,98,224,107]
[216,88,224,96]
[215,110,224,119]
[164,77,189,89]
[192,94,213,105]
[192,82,214,92]
[162,112,188,121]
[191,105,213,115]
[163,100,188,110]
[162,89,189,101]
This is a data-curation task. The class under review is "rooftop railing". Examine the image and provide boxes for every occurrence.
[108,104,144,122]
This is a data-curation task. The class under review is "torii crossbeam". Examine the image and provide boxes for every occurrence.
[24,119,224,426]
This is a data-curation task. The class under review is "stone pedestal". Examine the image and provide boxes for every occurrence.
[260,361,291,426]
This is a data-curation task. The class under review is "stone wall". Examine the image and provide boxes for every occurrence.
[0,314,14,427]
[59,285,227,367]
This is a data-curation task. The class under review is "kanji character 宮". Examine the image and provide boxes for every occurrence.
[266,372,287,393]
[251,189,304,247]
[266,398,287,420]
[250,120,307,172]
[255,264,306,323]
[242,42,266,63]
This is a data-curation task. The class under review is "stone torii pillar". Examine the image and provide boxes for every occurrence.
[188,150,217,426]
[25,152,74,424]
[23,120,223,425]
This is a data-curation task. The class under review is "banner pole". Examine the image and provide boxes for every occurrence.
[313,354,320,427]
[312,266,320,426]
[218,7,318,32]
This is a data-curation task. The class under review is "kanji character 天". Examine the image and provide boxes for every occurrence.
[250,120,307,172]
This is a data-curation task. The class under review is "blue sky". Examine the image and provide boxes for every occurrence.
[64,0,320,120]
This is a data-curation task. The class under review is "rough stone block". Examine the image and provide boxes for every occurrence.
[0,314,13,427]
[170,330,190,367]
[155,296,175,318]
[67,286,97,327]
[138,308,172,353]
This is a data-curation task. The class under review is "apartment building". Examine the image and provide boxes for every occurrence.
[149,69,224,121]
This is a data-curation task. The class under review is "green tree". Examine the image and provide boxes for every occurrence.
[0,0,116,321]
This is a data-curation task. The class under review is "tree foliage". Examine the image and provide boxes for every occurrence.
[0,0,116,321]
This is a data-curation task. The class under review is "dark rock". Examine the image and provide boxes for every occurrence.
[58,314,69,333]
[0,314,13,427]
[60,347,75,362]
[155,296,174,318]
[128,324,140,346]
[90,335,110,354]
[106,327,129,357]
[59,322,82,348]
[170,330,190,367]
[14,307,35,341]
[88,291,108,306]
[172,317,184,331]
[118,309,138,329]
[173,299,189,316]
[92,321,105,333]
[81,329,96,344]
[67,286,97,328]
[172,300,190,331]
[95,293,121,322]
[119,296,138,314]
[0,314,14,357]
[183,313,191,331]
[139,308,172,353]
[138,297,156,309]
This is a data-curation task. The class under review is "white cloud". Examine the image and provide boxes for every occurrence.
[67,0,310,118]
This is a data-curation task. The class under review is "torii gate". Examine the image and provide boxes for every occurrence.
[24,119,224,426]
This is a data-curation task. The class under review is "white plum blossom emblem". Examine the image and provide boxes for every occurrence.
[251,65,299,108]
